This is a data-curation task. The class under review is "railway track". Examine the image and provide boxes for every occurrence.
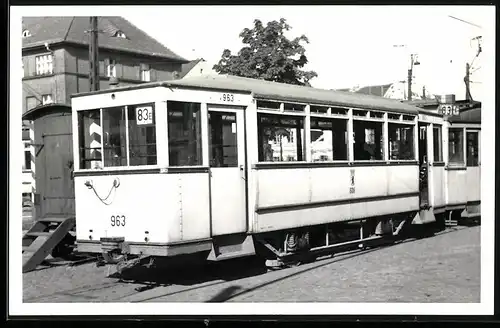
[23,225,472,303]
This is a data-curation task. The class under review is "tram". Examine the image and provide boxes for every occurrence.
[69,74,480,268]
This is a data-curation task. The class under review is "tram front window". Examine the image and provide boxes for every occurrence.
[466,131,479,166]
[78,109,102,169]
[127,104,157,166]
[102,106,127,167]
[167,101,202,166]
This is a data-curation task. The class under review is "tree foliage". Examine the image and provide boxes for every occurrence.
[213,18,318,86]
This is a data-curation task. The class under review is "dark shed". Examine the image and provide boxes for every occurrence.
[22,103,75,220]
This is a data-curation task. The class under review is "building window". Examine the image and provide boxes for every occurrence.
[258,114,304,162]
[128,104,157,166]
[26,97,37,111]
[24,149,31,170]
[22,29,31,38]
[167,101,202,166]
[448,128,464,164]
[35,54,53,75]
[433,125,443,162]
[42,94,53,105]
[466,131,479,166]
[106,59,117,77]
[353,120,384,160]
[310,117,348,161]
[115,31,127,39]
[388,123,415,160]
[140,64,150,82]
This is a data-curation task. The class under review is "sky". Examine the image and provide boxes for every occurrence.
[123,5,494,101]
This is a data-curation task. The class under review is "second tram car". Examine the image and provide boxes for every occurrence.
[69,75,480,267]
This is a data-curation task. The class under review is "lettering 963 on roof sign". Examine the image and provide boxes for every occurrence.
[136,106,154,125]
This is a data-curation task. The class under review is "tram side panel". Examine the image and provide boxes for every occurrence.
[429,165,446,211]
[252,164,420,233]
[74,172,211,252]
[444,168,468,208]
[466,166,481,203]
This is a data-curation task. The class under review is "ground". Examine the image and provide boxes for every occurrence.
[22,225,480,303]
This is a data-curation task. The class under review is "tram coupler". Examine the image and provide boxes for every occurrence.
[115,253,149,275]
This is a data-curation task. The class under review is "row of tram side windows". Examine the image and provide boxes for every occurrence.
[433,125,443,162]
[258,113,304,162]
[78,104,158,169]
[388,123,415,160]
[353,120,384,160]
[167,101,202,166]
[310,117,348,161]
[466,131,479,166]
[448,128,464,165]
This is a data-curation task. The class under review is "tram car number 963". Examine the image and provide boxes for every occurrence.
[110,215,126,227]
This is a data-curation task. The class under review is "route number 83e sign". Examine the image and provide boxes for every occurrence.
[136,106,154,125]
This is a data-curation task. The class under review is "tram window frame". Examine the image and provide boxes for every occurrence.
[127,103,157,166]
[310,117,348,161]
[167,101,203,167]
[433,125,443,162]
[257,113,305,162]
[466,131,479,167]
[78,109,103,169]
[208,111,238,168]
[448,128,464,165]
[352,119,384,161]
[388,123,415,160]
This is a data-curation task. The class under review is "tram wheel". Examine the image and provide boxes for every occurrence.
[102,250,125,264]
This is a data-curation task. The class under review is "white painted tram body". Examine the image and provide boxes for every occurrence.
[70,75,480,265]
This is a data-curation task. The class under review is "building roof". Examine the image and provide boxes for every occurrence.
[336,83,392,97]
[22,103,72,121]
[178,58,205,78]
[73,74,421,115]
[22,16,188,62]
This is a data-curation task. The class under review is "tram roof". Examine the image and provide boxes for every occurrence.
[448,107,481,124]
[73,74,420,114]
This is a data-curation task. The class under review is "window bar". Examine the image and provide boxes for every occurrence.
[383,112,389,161]
[99,108,104,168]
[125,106,130,166]
[463,127,467,167]
[200,103,209,167]
[347,109,354,162]
[304,104,312,162]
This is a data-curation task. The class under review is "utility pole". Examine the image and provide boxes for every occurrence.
[89,17,99,92]
[407,54,420,101]
[464,62,471,101]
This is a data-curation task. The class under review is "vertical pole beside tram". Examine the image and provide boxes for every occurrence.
[88,17,102,169]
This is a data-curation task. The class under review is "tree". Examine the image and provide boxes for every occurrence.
[213,18,318,86]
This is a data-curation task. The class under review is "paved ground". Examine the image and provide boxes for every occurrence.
[22,225,480,303]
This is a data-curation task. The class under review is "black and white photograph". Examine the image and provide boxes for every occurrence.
[8,4,495,317]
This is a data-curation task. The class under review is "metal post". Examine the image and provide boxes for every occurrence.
[407,55,413,101]
[465,62,471,102]
[89,17,99,92]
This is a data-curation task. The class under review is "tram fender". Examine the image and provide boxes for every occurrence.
[412,208,436,225]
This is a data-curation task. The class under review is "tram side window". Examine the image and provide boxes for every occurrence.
[448,128,464,164]
[310,118,348,161]
[258,114,304,162]
[353,120,384,160]
[167,101,202,166]
[78,109,102,169]
[128,104,157,166]
[433,125,443,162]
[102,107,127,167]
[466,131,479,166]
[388,123,414,160]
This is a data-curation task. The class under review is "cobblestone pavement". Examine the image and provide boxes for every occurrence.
[23,225,480,303]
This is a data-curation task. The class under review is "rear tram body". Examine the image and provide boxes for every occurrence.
[69,75,479,265]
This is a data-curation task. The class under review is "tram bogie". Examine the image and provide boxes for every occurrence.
[69,75,480,269]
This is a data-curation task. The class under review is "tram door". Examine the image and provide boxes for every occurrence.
[418,123,430,208]
[208,106,247,236]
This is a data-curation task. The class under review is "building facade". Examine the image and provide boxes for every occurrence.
[21,16,188,202]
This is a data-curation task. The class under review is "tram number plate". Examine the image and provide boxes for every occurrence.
[220,93,235,103]
[136,106,154,125]
[111,215,126,227]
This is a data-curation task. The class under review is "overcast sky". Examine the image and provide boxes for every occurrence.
[122,5,493,100]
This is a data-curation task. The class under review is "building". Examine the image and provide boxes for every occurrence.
[178,58,217,79]
[21,16,188,202]
[337,82,435,101]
